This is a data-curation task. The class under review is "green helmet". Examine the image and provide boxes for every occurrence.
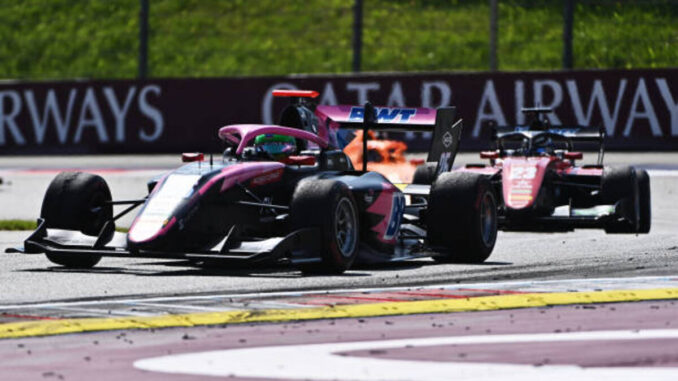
[254,134,297,160]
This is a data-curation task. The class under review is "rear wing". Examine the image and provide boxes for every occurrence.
[493,125,606,164]
[315,104,437,131]
[316,104,462,175]
[493,125,604,142]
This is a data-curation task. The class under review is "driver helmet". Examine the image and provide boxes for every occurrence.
[254,134,297,160]
[534,136,555,155]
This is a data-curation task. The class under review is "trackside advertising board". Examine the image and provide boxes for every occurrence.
[0,69,677,154]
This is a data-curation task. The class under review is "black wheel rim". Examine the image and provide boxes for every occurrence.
[335,198,357,258]
[480,191,497,247]
[88,192,109,231]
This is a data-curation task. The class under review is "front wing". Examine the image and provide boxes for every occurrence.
[499,203,634,232]
[7,219,323,266]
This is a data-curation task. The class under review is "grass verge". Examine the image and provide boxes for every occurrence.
[0,0,675,79]
[0,220,128,233]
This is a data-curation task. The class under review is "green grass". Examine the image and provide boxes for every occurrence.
[0,0,676,80]
[0,220,40,231]
[0,219,129,233]
[574,1,678,69]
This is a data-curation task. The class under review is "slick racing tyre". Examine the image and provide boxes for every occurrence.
[412,162,438,185]
[427,172,497,263]
[636,169,651,233]
[412,162,438,204]
[290,180,360,274]
[40,172,113,268]
[600,166,650,233]
[41,172,113,235]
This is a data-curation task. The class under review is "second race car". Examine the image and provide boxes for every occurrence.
[452,107,651,234]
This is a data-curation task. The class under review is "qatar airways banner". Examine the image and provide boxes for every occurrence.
[1,68,677,154]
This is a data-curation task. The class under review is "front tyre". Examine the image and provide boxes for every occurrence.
[427,172,497,263]
[290,180,360,274]
[600,166,650,234]
[41,172,112,268]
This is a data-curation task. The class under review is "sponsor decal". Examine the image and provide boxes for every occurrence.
[249,168,283,187]
[442,131,453,148]
[437,152,452,174]
[510,165,537,180]
[3,69,678,154]
[128,174,199,242]
[0,84,164,148]
[509,194,533,201]
[348,107,416,123]
[513,180,533,187]
[364,189,375,204]
[384,193,405,240]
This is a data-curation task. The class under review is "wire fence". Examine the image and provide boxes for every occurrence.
[0,0,676,80]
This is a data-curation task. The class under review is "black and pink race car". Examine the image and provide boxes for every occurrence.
[8,90,498,274]
[451,107,651,234]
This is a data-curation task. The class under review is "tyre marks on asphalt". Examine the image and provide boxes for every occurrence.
[272,288,530,307]
[1,286,678,339]
[0,313,58,321]
[2,275,677,324]
[0,287,528,323]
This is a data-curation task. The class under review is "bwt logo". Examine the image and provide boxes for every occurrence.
[384,193,405,240]
[349,107,417,123]
[514,126,581,136]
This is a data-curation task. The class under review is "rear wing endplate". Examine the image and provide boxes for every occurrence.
[427,108,462,176]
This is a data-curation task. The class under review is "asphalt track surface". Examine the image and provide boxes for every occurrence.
[1,153,677,303]
[0,153,677,380]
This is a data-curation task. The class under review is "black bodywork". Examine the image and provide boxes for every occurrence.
[9,97,466,270]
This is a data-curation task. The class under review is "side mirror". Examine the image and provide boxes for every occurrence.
[182,152,204,162]
[564,152,583,160]
[282,155,317,166]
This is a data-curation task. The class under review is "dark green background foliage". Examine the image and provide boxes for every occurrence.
[0,0,675,79]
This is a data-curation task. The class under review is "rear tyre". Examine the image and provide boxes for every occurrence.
[290,180,360,274]
[412,162,438,185]
[427,172,497,263]
[600,166,642,233]
[41,172,112,268]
